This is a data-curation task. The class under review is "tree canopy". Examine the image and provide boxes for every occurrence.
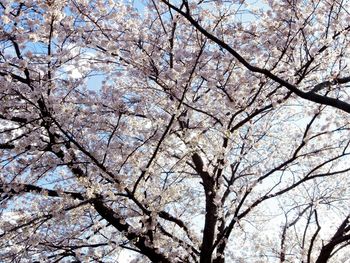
[0,0,350,262]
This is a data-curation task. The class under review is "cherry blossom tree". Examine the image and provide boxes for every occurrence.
[1,0,350,262]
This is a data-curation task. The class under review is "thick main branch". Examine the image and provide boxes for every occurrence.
[161,0,350,114]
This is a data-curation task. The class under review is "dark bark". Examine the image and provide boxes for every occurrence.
[161,0,350,114]
[315,216,350,263]
[93,199,171,263]
[192,153,218,263]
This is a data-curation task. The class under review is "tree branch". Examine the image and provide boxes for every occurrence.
[161,0,350,114]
